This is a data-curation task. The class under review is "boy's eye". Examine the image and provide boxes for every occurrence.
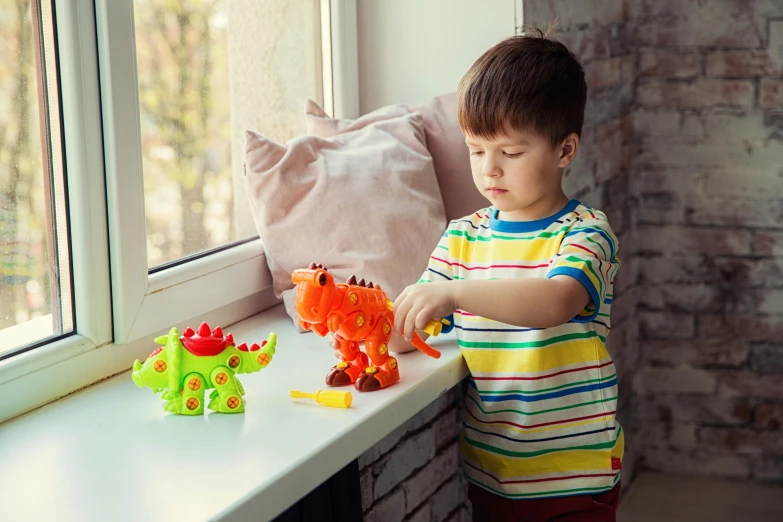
[504,152,523,158]
[469,150,484,157]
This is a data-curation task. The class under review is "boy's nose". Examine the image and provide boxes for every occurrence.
[482,160,502,178]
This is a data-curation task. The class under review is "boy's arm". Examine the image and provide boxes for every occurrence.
[455,212,620,329]
[452,277,589,329]
[396,212,620,336]
[453,213,619,329]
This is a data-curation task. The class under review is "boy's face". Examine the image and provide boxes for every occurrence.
[465,127,577,220]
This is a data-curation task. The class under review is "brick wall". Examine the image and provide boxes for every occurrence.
[359,386,470,522]
[524,0,642,485]
[359,3,783,520]
[631,0,783,481]
[528,0,783,483]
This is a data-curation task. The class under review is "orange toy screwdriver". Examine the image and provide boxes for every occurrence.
[385,300,443,359]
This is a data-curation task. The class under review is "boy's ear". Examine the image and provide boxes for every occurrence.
[558,133,580,168]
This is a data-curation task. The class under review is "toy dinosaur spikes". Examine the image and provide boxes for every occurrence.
[357,278,366,287]
[368,282,374,289]
[309,262,317,269]
[198,322,211,336]
[347,275,357,285]
[226,333,234,345]
[213,326,223,338]
[183,327,195,337]
[237,343,249,352]
[250,343,261,352]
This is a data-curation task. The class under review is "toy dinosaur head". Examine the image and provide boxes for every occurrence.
[292,263,337,324]
[132,327,183,391]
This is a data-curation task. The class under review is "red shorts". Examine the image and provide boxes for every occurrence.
[468,482,621,522]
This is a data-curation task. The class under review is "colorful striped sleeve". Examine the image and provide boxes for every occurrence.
[417,225,454,284]
[546,212,620,323]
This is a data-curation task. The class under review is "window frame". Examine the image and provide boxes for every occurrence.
[97,0,359,345]
[0,0,359,424]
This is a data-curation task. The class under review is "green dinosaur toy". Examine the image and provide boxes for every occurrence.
[131,322,276,415]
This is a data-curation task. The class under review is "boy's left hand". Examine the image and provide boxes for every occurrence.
[393,282,456,341]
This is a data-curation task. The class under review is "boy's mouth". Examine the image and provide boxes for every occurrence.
[487,187,508,195]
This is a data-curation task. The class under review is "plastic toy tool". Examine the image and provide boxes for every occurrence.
[291,263,443,393]
[132,322,276,415]
[290,389,353,408]
[383,300,450,359]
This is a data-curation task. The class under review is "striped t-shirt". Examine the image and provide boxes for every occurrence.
[419,199,623,499]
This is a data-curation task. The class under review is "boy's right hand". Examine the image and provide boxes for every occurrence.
[327,334,342,360]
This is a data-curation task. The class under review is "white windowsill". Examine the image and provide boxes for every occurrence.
[0,303,467,522]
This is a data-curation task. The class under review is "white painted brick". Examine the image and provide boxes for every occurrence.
[642,449,750,479]
[361,390,459,469]
[360,423,407,469]
[361,467,374,512]
[407,502,432,522]
[634,366,717,395]
[374,429,435,500]
[433,409,460,449]
[402,442,460,512]
[638,423,698,450]
[430,477,463,522]
[365,488,406,522]
[633,111,681,137]
[406,389,458,434]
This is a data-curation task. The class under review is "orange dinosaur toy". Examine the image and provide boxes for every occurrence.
[292,263,441,392]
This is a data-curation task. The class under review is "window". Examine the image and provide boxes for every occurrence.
[133,0,331,269]
[0,0,73,360]
[0,0,358,423]
[99,0,355,344]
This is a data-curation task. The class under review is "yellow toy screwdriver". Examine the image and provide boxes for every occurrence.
[290,389,353,408]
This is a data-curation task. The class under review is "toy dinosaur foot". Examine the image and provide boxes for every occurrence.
[355,358,400,392]
[355,369,382,392]
[164,398,183,414]
[326,365,353,387]
[326,361,363,387]
[208,394,245,414]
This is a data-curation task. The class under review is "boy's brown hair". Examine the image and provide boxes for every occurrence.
[457,29,587,147]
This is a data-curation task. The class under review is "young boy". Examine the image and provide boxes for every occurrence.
[393,32,623,521]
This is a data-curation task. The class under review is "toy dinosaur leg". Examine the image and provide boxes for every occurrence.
[326,337,368,386]
[356,316,399,392]
[210,376,245,401]
[208,366,245,414]
[170,372,206,415]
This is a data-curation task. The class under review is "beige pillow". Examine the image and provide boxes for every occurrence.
[244,111,447,330]
[408,93,486,221]
[306,95,486,221]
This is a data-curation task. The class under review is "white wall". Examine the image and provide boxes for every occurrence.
[357,0,518,113]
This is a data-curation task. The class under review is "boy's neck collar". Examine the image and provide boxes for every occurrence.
[489,199,580,232]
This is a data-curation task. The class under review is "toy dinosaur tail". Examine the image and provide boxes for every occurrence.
[411,333,441,359]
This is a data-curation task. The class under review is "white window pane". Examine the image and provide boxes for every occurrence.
[134,0,326,268]
[0,0,73,358]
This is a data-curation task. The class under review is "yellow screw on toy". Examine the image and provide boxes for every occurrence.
[290,389,353,408]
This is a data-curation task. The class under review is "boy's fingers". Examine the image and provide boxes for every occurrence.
[392,289,408,317]
[404,304,420,342]
[415,307,433,331]
[393,296,413,336]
